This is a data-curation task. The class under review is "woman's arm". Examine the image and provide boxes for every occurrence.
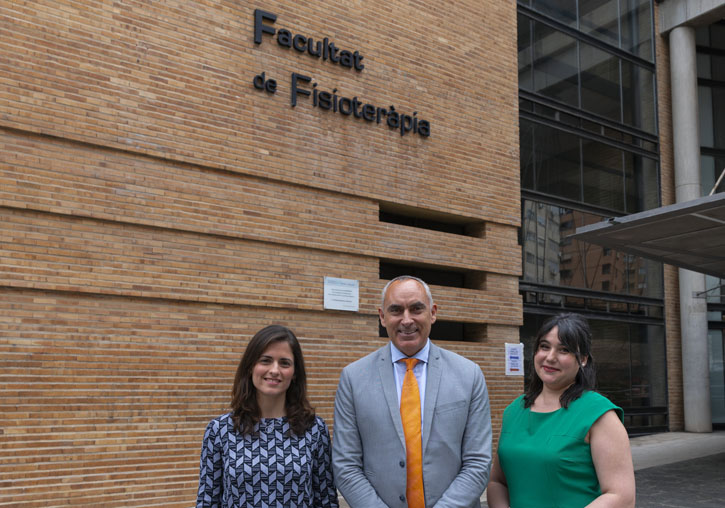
[485,452,510,508]
[196,419,223,508]
[586,410,635,508]
[312,418,339,508]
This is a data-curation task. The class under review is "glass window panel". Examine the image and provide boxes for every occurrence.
[621,60,656,133]
[646,304,663,319]
[711,22,725,50]
[602,126,623,141]
[641,140,656,152]
[530,0,578,27]
[713,55,725,81]
[699,86,715,149]
[697,53,711,80]
[696,25,710,46]
[558,111,580,127]
[624,152,658,212]
[630,324,667,407]
[522,200,564,284]
[581,119,602,135]
[520,119,535,190]
[519,98,534,112]
[532,103,583,127]
[534,103,560,119]
[699,85,725,150]
[620,0,653,60]
[582,138,624,211]
[591,320,632,407]
[626,255,664,298]
[712,87,725,149]
[579,0,619,48]
[701,155,725,196]
[533,21,580,107]
[519,13,533,91]
[580,43,621,122]
[709,329,725,424]
[702,155,716,196]
[522,201,627,293]
[534,123,581,200]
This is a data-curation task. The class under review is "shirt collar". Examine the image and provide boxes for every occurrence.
[390,339,430,365]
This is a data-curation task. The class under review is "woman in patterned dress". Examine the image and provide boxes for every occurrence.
[197,325,338,508]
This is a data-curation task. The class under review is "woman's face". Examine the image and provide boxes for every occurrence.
[252,340,295,403]
[534,326,585,392]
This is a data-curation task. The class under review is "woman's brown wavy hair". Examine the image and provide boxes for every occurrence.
[230,324,315,436]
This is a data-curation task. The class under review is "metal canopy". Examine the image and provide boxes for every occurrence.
[572,193,725,279]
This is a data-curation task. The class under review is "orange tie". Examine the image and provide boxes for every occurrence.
[400,358,424,508]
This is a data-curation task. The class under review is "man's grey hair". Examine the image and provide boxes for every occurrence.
[380,275,434,309]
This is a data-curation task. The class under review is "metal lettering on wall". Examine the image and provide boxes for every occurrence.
[252,9,431,138]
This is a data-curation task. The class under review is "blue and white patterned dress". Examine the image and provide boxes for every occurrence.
[196,414,338,508]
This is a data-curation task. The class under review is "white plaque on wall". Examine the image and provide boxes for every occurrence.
[323,277,359,312]
[505,342,525,376]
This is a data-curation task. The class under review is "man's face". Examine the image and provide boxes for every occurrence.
[379,279,437,356]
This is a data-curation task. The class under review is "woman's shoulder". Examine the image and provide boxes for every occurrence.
[311,414,330,433]
[576,390,618,408]
[571,391,623,421]
[201,412,234,442]
[502,394,527,418]
[204,412,233,431]
[504,394,526,411]
[209,411,233,424]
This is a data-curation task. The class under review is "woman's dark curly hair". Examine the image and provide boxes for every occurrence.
[230,324,315,436]
[523,313,597,409]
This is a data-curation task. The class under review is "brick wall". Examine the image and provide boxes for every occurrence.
[653,2,684,432]
[0,1,521,505]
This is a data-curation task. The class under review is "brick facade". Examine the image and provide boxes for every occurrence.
[0,1,522,506]
[653,3,684,432]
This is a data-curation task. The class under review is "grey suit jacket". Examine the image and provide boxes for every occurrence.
[332,342,492,508]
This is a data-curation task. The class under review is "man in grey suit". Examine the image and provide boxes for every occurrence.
[332,275,492,507]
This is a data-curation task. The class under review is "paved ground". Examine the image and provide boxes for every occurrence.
[634,452,725,507]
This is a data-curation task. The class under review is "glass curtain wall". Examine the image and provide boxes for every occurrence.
[696,22,725,427]
[518,0,666,433]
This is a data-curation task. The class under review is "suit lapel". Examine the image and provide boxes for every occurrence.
[377,344,406,448]
[422,342,441,455]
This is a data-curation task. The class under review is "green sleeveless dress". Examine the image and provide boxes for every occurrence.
[497,391,623,508]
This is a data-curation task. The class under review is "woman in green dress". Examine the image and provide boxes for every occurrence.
[487,313,635,508]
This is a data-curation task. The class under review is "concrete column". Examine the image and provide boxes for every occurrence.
[670,25,712,433]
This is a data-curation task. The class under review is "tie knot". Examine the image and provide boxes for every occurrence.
[401,358,419,371]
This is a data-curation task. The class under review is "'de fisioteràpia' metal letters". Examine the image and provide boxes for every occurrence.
[252,9,431,138]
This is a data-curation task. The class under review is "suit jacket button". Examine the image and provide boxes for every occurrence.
[399,495,406,502]
[399,460,405,467]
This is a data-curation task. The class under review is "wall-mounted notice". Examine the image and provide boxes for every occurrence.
[505,343,525,376]
[323,277,359,312]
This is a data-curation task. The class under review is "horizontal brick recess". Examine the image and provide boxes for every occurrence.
[0,207,521,325]
[0,128,521,275]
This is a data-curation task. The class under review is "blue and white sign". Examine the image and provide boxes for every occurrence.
[505,342,525,376]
